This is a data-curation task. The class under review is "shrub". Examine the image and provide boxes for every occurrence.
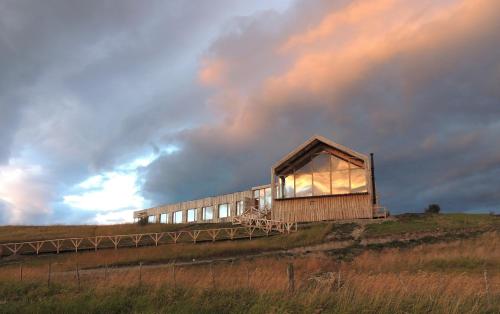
[425,204,441,214]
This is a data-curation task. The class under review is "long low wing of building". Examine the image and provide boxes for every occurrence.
[133,135,384,224]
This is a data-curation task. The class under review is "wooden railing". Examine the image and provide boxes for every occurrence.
[0,226,274,258]
[233,216,297,234]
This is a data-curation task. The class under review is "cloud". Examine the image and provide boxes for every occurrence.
[0,0,293,224]
[1,0,499,225]
[0,161,54,224]
[142,0,500,214]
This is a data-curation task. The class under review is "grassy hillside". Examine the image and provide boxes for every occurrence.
[0,222,239,243]
[0,222,334,269]
[0,230,498,313]
[364,213,499,237]
[0,214,499,313]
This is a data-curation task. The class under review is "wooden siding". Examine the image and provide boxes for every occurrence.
[134,190,253,224]
[271,193,372,222]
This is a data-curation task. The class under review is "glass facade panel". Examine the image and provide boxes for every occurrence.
[236,201,244,215]
[253,190,259,199]
[160,213,167,223]
[277,152,367,198]
[284,175,294,198]
[295,161,312,197]
[331,156,349,171]
[259,189,265,209]
[187,209,197,222]
[265,188,272,208]
[350,168,368,193]
[203,207,213,220]
[173,211,183,224]
[219,203,229,218]
[313,153,331,195]
[332,170,350,194]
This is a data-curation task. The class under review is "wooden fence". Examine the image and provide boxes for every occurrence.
[0,225,290,258]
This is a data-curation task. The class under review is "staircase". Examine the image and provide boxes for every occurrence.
[232,206,297,234]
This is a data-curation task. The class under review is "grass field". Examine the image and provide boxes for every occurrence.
[364,213,500,237]
[0,214,499,313]
[0,222,334,270]
[0,231,498,313]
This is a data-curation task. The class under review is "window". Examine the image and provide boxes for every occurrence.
[265,188,272,208]
[202,206,213,220]
[236,201,244,215]
[295,161,312,197]
[160,213,167,224]
[259,189,265,209]
[350,166,367,193]
[148,215,156,223]
[218,203,229,218]
[331,155,350,194]
[187,209,197,222]
[284,174,294,198]
[173,211,183,224]
[277,151,368,198]
[313,153,331,195]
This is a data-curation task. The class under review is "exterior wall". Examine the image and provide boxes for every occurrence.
[134,190,252,224]
[271,193,372,222]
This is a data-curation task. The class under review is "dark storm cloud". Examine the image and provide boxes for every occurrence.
[142,0,500,214]
[2,0,499,225]
[0,0,284,223]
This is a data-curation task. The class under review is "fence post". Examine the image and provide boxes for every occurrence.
[483,269,490,305]
[287,263,295,293]
[139,262,142,285]
[19,263,23,281]
[246,265,250,289]
[47,262,52,288]
[76,263,81,291]
[210,262,215,289]
[172,263,176,290]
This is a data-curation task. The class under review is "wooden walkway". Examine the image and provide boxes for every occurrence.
[232,216,297,234]
[0,225,286,258]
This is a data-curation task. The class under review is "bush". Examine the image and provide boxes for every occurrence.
[425,204,441,214]
[138,217,148,226]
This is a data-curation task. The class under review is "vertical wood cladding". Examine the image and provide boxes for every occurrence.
[271,193,372,222]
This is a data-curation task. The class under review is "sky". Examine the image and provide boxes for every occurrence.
[0,0,499,225]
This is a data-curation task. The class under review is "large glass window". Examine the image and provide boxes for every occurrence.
[350,166,367,193]
[265,188,272,208]
[277,152,368,198]
[218,203,229,218]
[236,201,244,215]
[331,155,350,194]
[187,209,197,222]
[259,189,265,209]
[313,153,331,195]
[148,215,156,223]
[160,213,167,224]
[284,175,294,198]
[295,162,312,197]
[173,211,183,224]
[202,206,213,220]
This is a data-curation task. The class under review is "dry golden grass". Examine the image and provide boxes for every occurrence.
[2,232,498,293]
[0,232,499,313]
[0,222,237,243]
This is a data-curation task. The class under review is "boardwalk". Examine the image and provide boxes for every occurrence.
[0,220,297,258]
